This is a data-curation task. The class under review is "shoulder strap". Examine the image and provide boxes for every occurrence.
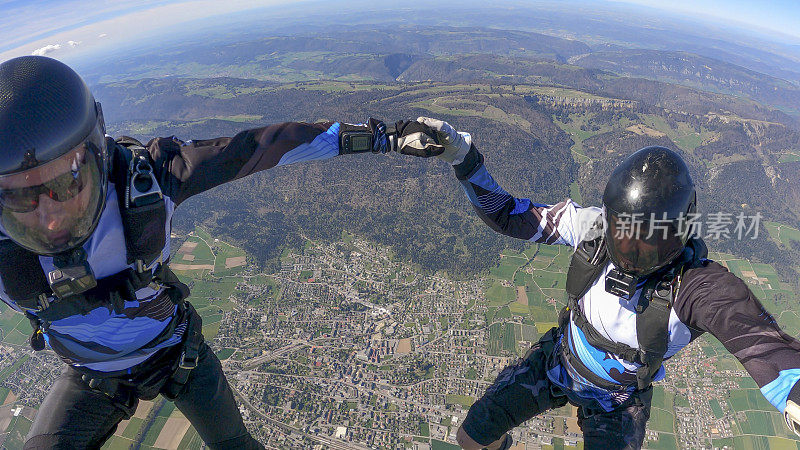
[0,239,50,310]
[112,138,167,271]
[634,276,673,390]
[633,240,706,389]
[565,216,608,304]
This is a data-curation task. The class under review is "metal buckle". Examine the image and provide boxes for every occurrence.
[651,281,674,309]
[136,255,163,274]
[127,154,163,207]
[178,351,198,370]
[36,293,50,311]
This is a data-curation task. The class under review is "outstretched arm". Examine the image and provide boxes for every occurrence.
[148,121,342,206]
[416,117,599,248]
[675,261,800,417]
[148,120,441,206]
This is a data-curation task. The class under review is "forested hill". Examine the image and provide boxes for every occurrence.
[85,26,800,126]
[569,50,800,114]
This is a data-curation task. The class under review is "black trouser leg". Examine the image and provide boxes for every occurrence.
[24,367,136,449]
[577,389,652,450]
[169,342,263,450]
[461,328,567,446]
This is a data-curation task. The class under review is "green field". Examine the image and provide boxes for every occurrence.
[709,399,724,419]
[646,432,679,450]
[445,394,476,409]
[485,281,516,307]
[553,112,612,157]
[102,435,136,450]
[509,301,529,316]
[177,427,204,450]
[729,389,776,412]
[521,323,540,342]
[488,322,504,355]
[186,279,239,308]
[648,408,675,433]
[142,416,168,447]
[765,221,800,247]
[216,348,236,360]
[212,240,248,276]
[779,152,800,163]
[121,417,145,439]
[3,415,32,449]
[651,386,674,411]
[431,439,461,450]
[490,261,523,282]
[420,421,430,436]
[514,270,532,287]
[157,399,177,418]
[640,114,716,152]
[532,270,566,290]
[739,410,776,436]
[717,435,800,450]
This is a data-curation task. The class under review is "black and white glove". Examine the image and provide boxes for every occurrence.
[416,117,472,165]
[368,118,444,157]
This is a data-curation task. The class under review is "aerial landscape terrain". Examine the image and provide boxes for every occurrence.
[0,1,799,449]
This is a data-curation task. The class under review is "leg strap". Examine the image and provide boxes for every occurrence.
[163,302,203,399]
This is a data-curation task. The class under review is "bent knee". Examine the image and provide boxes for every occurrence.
[456,426,484,450]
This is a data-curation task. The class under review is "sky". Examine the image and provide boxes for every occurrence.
[0,0,798,63]
[611,0,800,42]
[0,0,295,62]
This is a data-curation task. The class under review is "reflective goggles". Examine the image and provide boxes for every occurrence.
[0,140,101,214]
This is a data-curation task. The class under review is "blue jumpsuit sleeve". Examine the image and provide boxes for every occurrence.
[453,146,599,248]
[147,121,352,206]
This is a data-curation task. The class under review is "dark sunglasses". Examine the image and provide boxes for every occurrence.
[0,154,94,213]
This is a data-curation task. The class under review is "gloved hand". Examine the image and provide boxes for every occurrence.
[416,117,472,165]
[368,118,444,157]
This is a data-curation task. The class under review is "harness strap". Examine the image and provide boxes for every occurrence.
[25,312,45,351]
[162,302,203,399]
[560,329,630,391]
[112,138,167,272]
[634,276,675,390]
[561,228,707,390]
[78,302,202,403]
[569,305,641,364]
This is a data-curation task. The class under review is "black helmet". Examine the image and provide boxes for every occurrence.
[602,146,696,276]
[0,56,108,255]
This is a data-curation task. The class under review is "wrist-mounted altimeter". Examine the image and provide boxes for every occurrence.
[340,131,374,154]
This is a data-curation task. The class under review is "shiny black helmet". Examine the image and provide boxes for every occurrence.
[602,146,696,276]
[0,56,108,255]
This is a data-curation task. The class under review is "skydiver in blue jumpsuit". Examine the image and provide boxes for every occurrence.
[412,117,800,450]
[0,56,442,449]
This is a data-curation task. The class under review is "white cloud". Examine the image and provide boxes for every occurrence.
[31,44,61,56]
[97,33,107,38]
[68,40,81,47]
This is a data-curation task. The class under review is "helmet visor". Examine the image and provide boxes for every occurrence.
[604,208,687,276]
[0,127,105,255]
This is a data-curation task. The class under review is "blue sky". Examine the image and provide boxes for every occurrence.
[0,0,798,63]
[611,0,800,41]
